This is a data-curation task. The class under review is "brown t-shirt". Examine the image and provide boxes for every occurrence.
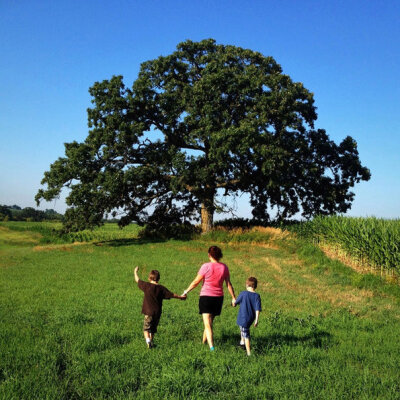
[138,279,174,316]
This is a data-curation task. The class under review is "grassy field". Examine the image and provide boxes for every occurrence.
[1,222,400,399]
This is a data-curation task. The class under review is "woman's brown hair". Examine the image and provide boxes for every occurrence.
[208,246,223,261]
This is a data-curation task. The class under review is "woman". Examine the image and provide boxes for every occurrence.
[182,245,236,351]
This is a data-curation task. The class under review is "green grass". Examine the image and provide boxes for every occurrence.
[1,223,400,399]
[0,221,142,245]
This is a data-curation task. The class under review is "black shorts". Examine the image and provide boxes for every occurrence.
[199,296,224,316]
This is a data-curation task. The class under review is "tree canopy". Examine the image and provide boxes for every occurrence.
[36,39,370,232]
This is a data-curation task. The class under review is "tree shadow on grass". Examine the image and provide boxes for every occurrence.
[221,330,332,353]
[93,237,167,247]
[94,235,195,247]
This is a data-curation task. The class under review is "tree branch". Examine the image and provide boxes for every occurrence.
[152,120,206,152]
[215,179,240,188]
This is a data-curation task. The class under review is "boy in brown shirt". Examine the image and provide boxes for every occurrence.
[134,266,186,348]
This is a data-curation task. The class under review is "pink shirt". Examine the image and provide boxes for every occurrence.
[197,262,230,297]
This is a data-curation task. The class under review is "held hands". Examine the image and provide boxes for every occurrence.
[179,290,188,300]
[231,298,236,307]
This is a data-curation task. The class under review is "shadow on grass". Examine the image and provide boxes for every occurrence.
[95,232,198,246]
[93,237,168,247]
[221,330,332,352]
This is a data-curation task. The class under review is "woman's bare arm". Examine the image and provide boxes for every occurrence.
[182,274,204,295]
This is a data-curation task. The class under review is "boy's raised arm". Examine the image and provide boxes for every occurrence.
[134,266,140,283]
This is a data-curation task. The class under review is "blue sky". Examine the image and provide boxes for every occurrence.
[0,0,399,219]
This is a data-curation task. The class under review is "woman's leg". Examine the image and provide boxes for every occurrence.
[202,313,215,349]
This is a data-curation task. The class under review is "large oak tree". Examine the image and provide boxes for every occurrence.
[36,39,370,232]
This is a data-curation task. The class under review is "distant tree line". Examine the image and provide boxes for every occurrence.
[0,205,63,222]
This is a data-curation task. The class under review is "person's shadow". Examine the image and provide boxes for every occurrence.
[221,330,332,354]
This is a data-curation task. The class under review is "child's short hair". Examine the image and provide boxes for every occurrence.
[246,277,258,289]
[149,270,160,282]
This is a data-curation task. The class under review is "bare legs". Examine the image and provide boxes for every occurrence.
[144,331,154,348]
[244,338,251,356]
[240,331,251,356]
[202,329,207,344]
[202,313,215,349]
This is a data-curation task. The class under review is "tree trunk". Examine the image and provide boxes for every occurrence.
[201,200,214,233]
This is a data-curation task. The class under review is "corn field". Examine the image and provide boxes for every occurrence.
[289,216,400,276]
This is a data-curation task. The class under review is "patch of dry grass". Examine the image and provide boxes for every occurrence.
[33,242,90,252]
[229,241,390,317]
[0,225,41,245]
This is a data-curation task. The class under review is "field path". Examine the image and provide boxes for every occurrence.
[226,239,398,319]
